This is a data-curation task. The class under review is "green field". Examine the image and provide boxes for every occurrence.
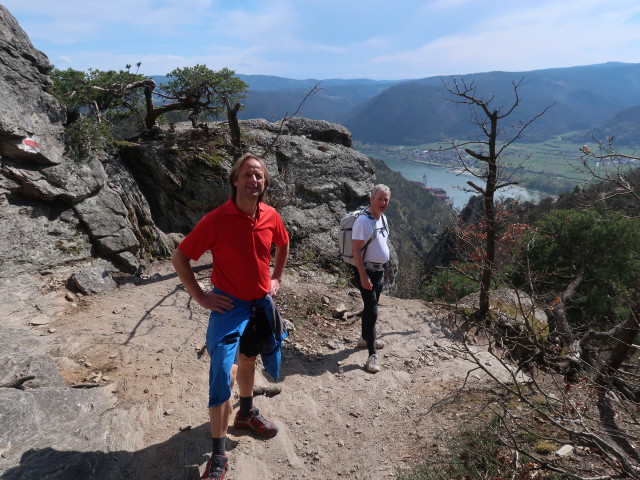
[355,138,639,196]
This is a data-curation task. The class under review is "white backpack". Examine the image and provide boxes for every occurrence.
[338,209,387,265]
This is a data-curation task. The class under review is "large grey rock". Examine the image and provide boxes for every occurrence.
[117,120,375,269]
[3,155,106,202]
[282,117,353,147]
[74,187,139,255]
[0,7,151,276]
[0,5,66,165]
[0,385,149,479]
[0,328,65,389]
[68,267,117,295]
[242,117,353,147]
[0,196,92,277]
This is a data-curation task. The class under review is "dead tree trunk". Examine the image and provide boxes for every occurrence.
[444,77,551,321]
[479,110,498,318]
[224,98,243,160]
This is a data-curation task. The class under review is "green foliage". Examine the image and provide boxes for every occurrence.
[50,63,249,155]
[64,117,111,161]
[511,208,640,326]
[533,441,558,455]
[161,65,247,123]
[396,422,507,480]
[421,267,477,303]
[51,66,146,123]
[50,65,148,155]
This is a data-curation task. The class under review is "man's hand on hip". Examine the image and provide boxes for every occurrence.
[199,291,234,313]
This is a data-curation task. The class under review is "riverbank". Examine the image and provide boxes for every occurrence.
[368,154,546,209]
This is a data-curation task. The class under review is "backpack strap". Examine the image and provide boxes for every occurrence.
[381,213,388,234]
[360,210,379,261]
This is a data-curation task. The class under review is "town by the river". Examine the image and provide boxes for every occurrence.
[370,155,544,210]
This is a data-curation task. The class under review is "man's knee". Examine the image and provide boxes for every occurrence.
[237,353,257,368]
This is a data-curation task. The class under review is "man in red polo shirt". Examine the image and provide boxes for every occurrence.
[172,153,289,480]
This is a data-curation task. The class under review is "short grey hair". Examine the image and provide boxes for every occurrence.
[370,184,390,198]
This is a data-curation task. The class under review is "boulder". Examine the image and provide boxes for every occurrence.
[68,267,117,295]
[459,288,549,340]
[0,5,66,165]
[0,328,65,389]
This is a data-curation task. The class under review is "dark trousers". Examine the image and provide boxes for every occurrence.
[353,267,384,354]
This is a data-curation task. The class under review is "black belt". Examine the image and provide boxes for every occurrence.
[364,261,385,271]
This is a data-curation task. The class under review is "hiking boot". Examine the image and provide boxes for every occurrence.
[366,354,381,373]
[357,337,385,349]
[203,455,228,480]
[233,406,279,438]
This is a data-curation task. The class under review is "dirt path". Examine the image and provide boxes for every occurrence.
[39,260,513,480]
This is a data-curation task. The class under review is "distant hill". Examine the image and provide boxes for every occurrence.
[237,76,403,123]
[155,63,640,146]
[343,63,640,145]
[236,74,402,91]
[341,83,476,144]
[149,74,403,124]
[589,105,640,146]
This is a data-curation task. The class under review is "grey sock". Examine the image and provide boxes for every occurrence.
[211,436,226,457]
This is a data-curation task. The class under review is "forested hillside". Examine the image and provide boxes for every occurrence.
[237,63,640,147]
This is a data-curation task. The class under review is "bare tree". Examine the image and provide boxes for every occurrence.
[259,82,323,158]
[572,136,640,212]
[443,77,553,319]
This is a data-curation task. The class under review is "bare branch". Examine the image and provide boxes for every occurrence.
[261,81,322,157]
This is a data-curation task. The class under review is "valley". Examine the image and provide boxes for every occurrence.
[354,138,626,205]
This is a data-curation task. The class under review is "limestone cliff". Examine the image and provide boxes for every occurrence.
[0,5,374,284]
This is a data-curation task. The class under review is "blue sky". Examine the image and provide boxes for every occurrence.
[4,0,640,80]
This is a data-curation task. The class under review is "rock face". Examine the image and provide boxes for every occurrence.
[0,5,373,285]
[116,119,373,272]
[0,5,66,165]
[0,6,171,278]
[0,8,375,476]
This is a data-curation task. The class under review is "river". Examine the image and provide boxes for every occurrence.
[376,156,543,209]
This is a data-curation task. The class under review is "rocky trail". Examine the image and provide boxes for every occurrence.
[0,259,518,480]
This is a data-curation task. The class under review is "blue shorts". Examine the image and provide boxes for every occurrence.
[206,288,286,408]
[206,290,253,408]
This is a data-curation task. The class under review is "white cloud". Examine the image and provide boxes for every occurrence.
[369,0,640,77]
[5,0,640,79]
[4,0,217,42]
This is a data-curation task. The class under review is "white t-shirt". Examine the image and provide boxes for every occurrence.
[352,211,390,264]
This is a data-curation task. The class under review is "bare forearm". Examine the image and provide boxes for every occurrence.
[269,243,289,296]
[172,249,234,312]
[272,243,289,281]
[171,249,204,302]
[352,238,372,290]
[352,239,367,274]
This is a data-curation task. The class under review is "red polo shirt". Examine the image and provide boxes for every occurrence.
[177,199,289,301]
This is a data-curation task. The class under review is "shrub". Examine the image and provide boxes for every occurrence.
[421,267,477,303]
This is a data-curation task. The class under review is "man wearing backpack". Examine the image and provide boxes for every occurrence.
[352,184,391,373]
